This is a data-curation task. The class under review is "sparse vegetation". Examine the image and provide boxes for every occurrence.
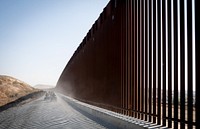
[12,81,18,85]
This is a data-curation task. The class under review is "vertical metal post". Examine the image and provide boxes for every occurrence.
[180,0,185,128]
[148,0,153,122]
[133,0,136,118]
[144,0,148,121]
[168,0,172,127]
[153,0,157,123]
[140,0,144,120]
[173,0,179,128]
[162,0,167,126]
[157,0,161,125]
[138,0,141,119]
[187,0,193,128]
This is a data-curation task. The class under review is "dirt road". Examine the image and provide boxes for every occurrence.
[0,92,113,129]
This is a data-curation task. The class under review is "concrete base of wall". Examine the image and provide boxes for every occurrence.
[58,93,165,129]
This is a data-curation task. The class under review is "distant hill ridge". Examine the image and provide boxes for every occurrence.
[0,75,39,106]
[34,84,55,89]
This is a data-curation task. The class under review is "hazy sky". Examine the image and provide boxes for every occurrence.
[0,0,109,86]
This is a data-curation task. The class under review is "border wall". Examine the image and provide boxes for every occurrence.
[56,0,199,128]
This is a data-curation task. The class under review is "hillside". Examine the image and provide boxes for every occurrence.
[0,75,39,106]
